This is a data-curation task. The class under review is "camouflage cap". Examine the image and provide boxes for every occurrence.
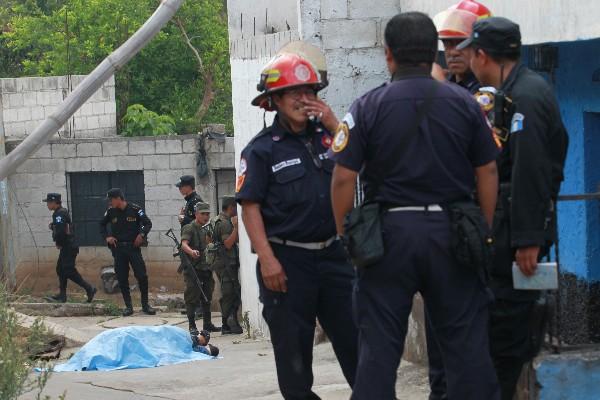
[194,202,210,213]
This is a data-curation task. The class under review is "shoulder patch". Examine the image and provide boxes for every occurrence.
[343,113,356,130]
[511,113,525,133]
[55,216,63,223]
[332,123,350,153]
[239,157,247,175]
[137,209,145,217]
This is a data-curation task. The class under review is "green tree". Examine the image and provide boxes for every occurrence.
[1,0,232,133]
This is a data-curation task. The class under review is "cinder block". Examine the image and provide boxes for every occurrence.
[66,157,92,172]
[170,154,195,170]
[102,141,128,156]
[51,143,76,158]
[30,77,43,91]
[348,0,400,18]
[145,186,173,201]
[104,101,117,115]
[74,116,88,130]
[87,116,100,130]
[156,170,185,186]
[29,144,51,159]
[16,108,31,122]
[16,159,42,173]
[30,106,44,121]
[8,93,24,108]
[77,142,102,157]
[92,102,105,115]
[155,139,183,154]
[23,93,37,107]
[42,77,58,90]
[2,78,17,93]
[28,173,55,189]
[158,200,185,216]
[116,155,142,170]
[321,0,348,19]
[36,153,63,172]
[36,91,49,105]
[182,139,197,153]
[91,156,117,171]
[52,173,67,187]
[129,140,155,155]
[217,152,235,168]
[81,103,94,116]
[44,105,58,118]
[16,78,31,92]
[144,170,157,186]
[100,114,115,129]
[144,200,159,216]
[322,19,378,49]
[143,155,170,170]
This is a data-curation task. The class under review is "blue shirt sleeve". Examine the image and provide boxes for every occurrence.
[328,99,370,172]
[467,97,501,167]
[235,143,269,203]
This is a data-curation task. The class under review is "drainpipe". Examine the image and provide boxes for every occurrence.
[0,0,185,181]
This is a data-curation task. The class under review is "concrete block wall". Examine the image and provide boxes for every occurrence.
[0,75,117,140]
[6,134,235,293]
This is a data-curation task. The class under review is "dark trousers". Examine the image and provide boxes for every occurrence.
[257,241,358,400]
[216,264,241,326]
[351,212,499,400]
[113,245,149,307]
[425,311,447,400]
[56,244,91,296]
[184,268,215,328]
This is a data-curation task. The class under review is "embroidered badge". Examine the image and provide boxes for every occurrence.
[343,113,356,130]
[235,174,246,193]
[321,135,333,149]
[332,123,350,153]
[137,209,144,217]
[55,216,62,223]
[511,113,525,133]
[272,158,301,173]
[239,157,248,175]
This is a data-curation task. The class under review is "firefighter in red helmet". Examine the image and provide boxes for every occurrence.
[237,47,358,399]
[434,0,492,92]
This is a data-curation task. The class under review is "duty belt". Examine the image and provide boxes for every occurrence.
[388,204,443,212]
[269,236,337,250]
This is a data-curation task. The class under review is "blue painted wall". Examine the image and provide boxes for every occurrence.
[536,354,600,400]
[525,39,600,282]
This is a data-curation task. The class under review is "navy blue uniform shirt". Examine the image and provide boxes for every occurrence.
[235,116,336,243]
[100,203,152,242]
[329,67,499,206]
[51,207,74,247]
[448,71,481,95]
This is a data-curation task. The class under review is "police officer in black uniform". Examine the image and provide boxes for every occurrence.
[458,17,569,400]
[176,175,203,227]
[236,50,358,399]
[330,13,500,399]
[100,188,156,316]
[44,193,96,303]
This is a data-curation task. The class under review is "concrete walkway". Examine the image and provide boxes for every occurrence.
[19,312,429,400]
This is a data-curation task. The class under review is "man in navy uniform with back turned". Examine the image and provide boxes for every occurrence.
[330,12,500,399]
[100,188,156,316]
[236,49,358,399]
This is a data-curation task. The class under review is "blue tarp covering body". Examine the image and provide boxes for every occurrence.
[54,325,214,372]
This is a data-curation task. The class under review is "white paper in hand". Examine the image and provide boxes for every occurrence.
[512,262,558,290]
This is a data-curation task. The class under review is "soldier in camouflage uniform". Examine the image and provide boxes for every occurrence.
[212,196,243,335]
[180,202,220,334]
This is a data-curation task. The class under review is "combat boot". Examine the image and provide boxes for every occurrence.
[122,300,134,316]
[142,304,157,315]
[228,319,244,335]
[47,293,66,303]
[201,304,220,332]
[86,287,97,303]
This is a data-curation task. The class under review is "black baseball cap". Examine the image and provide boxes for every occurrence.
[43,193,61,203]
[457,17,521,56]
[106,188,125,199]
[175,175,195,188]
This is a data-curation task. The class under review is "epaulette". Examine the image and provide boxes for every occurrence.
[247,125,273,146]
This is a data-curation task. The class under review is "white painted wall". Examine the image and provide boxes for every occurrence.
[227,0,297,39]
[401,0,600,44]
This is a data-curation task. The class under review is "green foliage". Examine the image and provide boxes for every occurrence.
[1,0,232,132]
[0,282,63,400]
[121,104,176,137]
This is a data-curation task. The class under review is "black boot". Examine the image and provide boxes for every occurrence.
[122,305,134,316]
[142,304,156,315]
[86,287,97,303]
[228,316,244,335]
[47,293,66,303]
[202,304,220,332]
